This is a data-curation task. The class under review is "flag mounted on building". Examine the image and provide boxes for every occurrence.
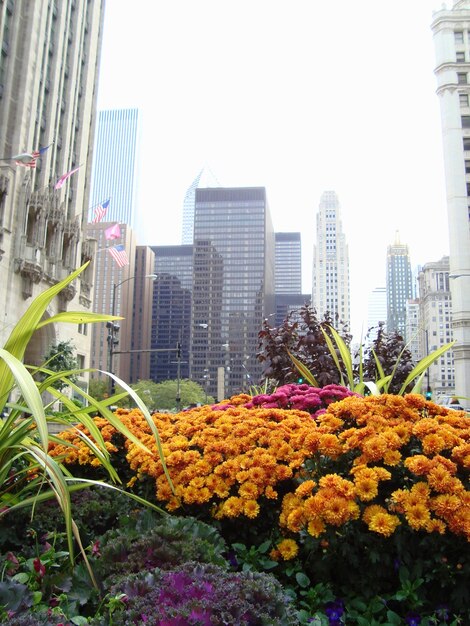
[54,165,81,190]
[1,143,53,168]
[13,153,38,168]
[108,244,129,268]
[11,144,53,168]
[92,198,110,223]
[104,222,121,240]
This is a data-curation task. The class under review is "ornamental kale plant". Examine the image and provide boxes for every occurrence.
[108,561,298,625]
[95,513,229,588]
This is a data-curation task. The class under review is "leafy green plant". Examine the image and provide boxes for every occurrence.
[0,263,172,581]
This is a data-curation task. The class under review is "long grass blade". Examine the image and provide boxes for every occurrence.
[287,351,319,387]
[0,349,49,452]
[36,312,122,329]
[325,325,355,388]
[319,328,346,386]
[102,371,176,495]
[398,341,455,395]
[22,445,75,561]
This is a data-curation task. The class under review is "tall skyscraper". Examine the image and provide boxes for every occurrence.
[418,257,455,396]
[275,232,302,294]
[312,190,350,326]
[87,108,144,385]
[150,245,193,383]
[431,2,470,399]
[367,286,387,338]
[0,1,104,395]
[386,233,413,339]
[89,109,141,232]
[181,167,220,244]
[192,187,275,398]
[274,232,309,325]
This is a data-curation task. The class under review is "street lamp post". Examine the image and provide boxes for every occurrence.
[107,273,158,395]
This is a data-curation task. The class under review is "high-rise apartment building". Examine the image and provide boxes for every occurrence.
[0,1,104,394]
[149,245,193,383]
[192,187,275,398]
[431,2,470,399]
[89,109,141,232]
[275,232,302,294]
[181,167,220,244]
[367,286,387,339]
[312,191,350,326]
[386,234,413,339]
[418,257,455,396]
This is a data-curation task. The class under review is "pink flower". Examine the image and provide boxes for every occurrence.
[33,557,46,577]
[92,540,101,557]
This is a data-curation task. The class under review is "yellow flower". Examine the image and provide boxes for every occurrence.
[405,503,431,530]
[383,450,402,466]
[367,511,401,537]
[277,538,299,560]
[307,518,326,537]
[354,476,378,501]
[363,504,389,524]
[243,499,260,519]
[295,480,316,497]
[220,496,244,518]
[264,485,278,499]
[318,433,343,458]
[426,518,447,534]
[322,496,353,526]
[239,481,260,500]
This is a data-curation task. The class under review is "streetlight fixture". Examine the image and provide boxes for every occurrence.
[107,273,158,394]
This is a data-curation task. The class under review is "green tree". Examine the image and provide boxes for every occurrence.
[131,379,214,411]
[88,377,109,402]
[43,340,78,391]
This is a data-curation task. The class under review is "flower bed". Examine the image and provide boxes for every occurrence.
[47,388,470,622]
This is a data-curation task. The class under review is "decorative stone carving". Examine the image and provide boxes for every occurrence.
[19,260,43,299]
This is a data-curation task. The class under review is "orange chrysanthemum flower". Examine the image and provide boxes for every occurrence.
[367,511,401,537]
[277,538,299,560]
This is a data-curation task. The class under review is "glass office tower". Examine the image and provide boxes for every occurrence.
[192,187,275,398]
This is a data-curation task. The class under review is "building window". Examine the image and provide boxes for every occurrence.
[457,51,466,62]
[460,93,469,107]
[455,31,464,44]
[462,115,470,128]
[464,137,470,150]
[458,73,468,84]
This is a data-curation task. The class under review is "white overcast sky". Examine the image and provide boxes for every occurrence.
[97,0,449,340]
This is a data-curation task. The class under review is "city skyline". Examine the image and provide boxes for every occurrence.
[96,1,449,341]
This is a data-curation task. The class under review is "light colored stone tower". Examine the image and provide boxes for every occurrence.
[0,1,104,393]
[312,190,350,327]
[431,1,470,399]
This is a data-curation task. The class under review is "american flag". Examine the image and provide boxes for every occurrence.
[14,152,40,168]
[54,165,81,190]
[108,244,129,268]
[92,198,110,223]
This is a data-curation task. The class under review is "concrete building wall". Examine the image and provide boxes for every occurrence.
[432,2,470,399]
